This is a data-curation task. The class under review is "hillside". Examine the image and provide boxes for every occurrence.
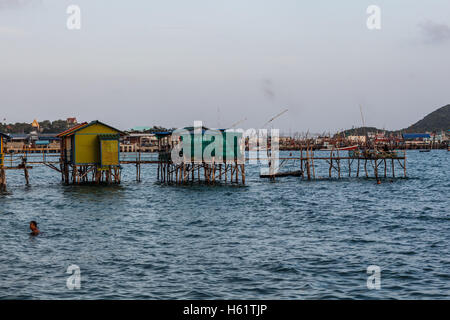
[339,104,450,136]
[402,104,450,133]
[338,127,389,137]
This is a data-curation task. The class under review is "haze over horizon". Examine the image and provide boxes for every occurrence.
[1,0,449,133]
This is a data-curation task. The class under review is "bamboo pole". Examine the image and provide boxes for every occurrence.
[300,147,304,177]
[0,168,6,192]
[348,159,351,177]
[356,158,360,177]
[311,149,315,179]
[364,160,368,177]
[404,150,407,177]
[337,150,341,178]
[392,158,395,178]
[374,160,379,180]
[329,150,332,178]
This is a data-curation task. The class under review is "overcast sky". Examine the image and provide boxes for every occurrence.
[0,0,449,133]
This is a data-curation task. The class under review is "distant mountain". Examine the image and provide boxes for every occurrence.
[338,127,389,137]
[339,104,450,136]
[401,104,450,133]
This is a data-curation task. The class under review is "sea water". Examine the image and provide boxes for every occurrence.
[0,151,448,299]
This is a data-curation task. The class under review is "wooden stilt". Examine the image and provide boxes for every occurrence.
[300,148,304,177]
[392,158,395,178]
[348,159,351,177]
[0,168,6,192]
[337,150,341,179]
[374,160,379,180]
[356,158,360,177]
[364,160,368,178]
[329,151,332,178]
[404,150,407,177]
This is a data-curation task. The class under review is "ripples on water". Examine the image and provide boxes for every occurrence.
[0,151,449,299]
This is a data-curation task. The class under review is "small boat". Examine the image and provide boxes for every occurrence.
[419,149,431,153]
[335,145,359,151]
[320,145,359,151]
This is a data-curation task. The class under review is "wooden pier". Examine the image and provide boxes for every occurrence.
[1,125,408,191]
[0,147,407,190]
[261,147,407,181]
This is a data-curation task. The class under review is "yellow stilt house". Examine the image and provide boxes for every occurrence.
[57,121,126,184]
[0,133,7,167]
[0,133,10,191]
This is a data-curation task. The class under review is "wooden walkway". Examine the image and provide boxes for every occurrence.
[0,149,407,189]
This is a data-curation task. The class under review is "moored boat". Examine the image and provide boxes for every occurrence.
[320,145,359,151]
[336,145,359,151]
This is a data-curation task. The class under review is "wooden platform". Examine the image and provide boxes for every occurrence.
[260,170,302,178]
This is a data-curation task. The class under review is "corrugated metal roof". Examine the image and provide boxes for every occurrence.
[57,122,89,137]
[35,140,50,145]
[402,133,431,139]
[9,133,29,139]
[154,131,172,137]
[98,134,120,140]
[0,132,11,140]
[58,121,126,137]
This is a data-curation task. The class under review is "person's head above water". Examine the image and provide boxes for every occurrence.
[30,221,40,235]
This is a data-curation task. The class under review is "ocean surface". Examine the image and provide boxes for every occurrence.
[0,150,449,299]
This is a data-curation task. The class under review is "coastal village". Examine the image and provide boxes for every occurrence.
[1,117,449,154]
[0,105,449,190]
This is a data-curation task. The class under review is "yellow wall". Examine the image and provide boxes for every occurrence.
[0,138,3,167]
[101,140,119,166]
[75,134,99,164]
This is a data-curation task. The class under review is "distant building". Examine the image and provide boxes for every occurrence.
[31,119,40,129]
[347,135,366,144]
[66,118,78,126]
[8,133,29,150]
[5,133,60,151]
[33,133,60,149]
[121,133,158,152]
[402,133,431,148]
[402,133,431,140]
[0,133,10,140]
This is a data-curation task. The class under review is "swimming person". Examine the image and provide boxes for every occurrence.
[29,221,40,236]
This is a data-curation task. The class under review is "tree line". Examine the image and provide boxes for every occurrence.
[0,120,72,134]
